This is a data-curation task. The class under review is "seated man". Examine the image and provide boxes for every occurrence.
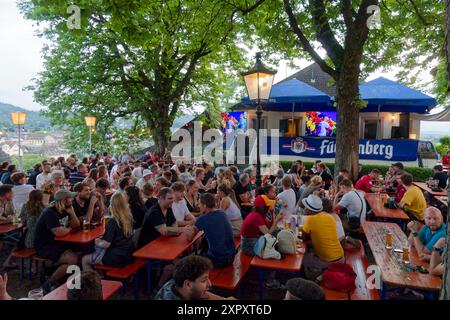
[398,173,427,222]
[284,277,325,300]
[355,168,382,193]
[432,165,448,190]
[407,206,446,262]
[301,194,344,281]
[138,187,179,249]
[34,189,80,293]
[69,163,88,185]
[185,193,236,268]
[72,182,103,223]
[233,173,253,218]
[155,255,233,300]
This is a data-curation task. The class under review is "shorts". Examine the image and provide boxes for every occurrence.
[36,243,71,263]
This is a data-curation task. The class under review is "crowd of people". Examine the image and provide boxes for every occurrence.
[0,152,448,300]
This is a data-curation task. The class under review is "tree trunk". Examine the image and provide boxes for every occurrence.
[334,74,361,181]
[440,0,450,300]
[148,118,171,157]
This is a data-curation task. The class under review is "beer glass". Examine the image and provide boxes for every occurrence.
[402,246,410,264]
[28,288,43,300]
[385,231,393,249]
[83,218,90,233]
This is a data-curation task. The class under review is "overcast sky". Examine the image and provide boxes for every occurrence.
[0,0,448,132]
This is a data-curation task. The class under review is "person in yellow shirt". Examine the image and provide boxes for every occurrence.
[300,194,344,281]
[398,173,426,222]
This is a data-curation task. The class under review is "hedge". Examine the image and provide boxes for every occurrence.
[278,161,434,182]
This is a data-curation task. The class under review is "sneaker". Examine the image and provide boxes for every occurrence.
[264,279,285,290]
[346,236,361,248]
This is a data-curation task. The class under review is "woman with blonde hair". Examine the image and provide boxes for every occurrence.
[97,165,109,180]
[217,183,243,237]
[82,192,135,270]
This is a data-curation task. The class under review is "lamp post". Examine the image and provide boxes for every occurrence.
[241,52,276,189]
[11,112,27,170]
[84,116,97,155]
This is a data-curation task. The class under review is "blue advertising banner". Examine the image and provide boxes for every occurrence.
[264,137,422,161]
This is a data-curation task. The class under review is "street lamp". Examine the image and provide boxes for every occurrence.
[11,112,27,170]
[241,52,276,189]
[84,116,97,154]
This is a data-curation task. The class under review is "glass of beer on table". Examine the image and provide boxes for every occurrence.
[82,218,90,232]
[385,231,393,249]
[402,246,410,264]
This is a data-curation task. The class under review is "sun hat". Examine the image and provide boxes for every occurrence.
[301,194,323,213]
[142,169,152,178]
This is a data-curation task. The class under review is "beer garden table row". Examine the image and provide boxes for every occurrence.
[362,221,441,300]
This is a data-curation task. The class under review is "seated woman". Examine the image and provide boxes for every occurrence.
[20,190,46,249]
[184,179,201,216]
[82,192,135,270]
[217,183,243,237]
[125,186,146,230]
[240,196,283,257]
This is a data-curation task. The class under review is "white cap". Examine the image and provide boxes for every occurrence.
[143,169,152,178]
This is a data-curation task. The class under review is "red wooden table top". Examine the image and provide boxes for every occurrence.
[250,251,304,272]
[362,221,441,291]
[365,193,409,220]
[413,182,448,197]
[43,280,122,300]
[55,225,105,244]
[0,223,24,235]
[133,231,204,261]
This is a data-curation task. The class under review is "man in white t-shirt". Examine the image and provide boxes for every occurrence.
[36,162,52,190]
[333,178,366,248]
[171,182,196,227]
[277,176,297,227]
[132,161,144,180]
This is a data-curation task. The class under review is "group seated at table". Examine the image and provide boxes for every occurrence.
[0,154,447,300]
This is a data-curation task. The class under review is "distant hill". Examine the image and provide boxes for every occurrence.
[0,102,52,131]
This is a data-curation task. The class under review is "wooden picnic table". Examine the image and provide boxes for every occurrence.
[133,231,204,295]
[413,182,448,197]
[251,250,305,300]
[43,280,122,300]
[362,221,441,298]
[365,193,409,220]
[55,225,105,244]
[0,223,24,235]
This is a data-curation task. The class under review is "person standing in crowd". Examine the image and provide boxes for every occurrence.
[82,192,135,270]
[34,189,80,293]
[398,173,427,222]
[36,162,52,190]
[185,193,236,268]
[11,172,34,212]
[27,163,42,186]
[407,207,446,262]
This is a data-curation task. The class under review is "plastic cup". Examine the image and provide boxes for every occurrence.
[28,288,43,300]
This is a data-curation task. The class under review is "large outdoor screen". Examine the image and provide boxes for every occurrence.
[220,111,248,134]
[305,111,337,137]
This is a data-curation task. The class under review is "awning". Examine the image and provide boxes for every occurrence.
[410,107,450,121]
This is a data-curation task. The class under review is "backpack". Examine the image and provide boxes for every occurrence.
[254,234,281,260]
[276,229,296,254]
[322,263,357,292]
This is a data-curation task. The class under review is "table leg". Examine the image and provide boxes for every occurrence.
[147,260,153,297]
[381,282,387,300]
[258,269,265,301]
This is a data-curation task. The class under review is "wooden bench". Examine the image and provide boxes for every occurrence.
[102,258,148,299]
[209,251,252,294]
[12,248,36,280]
[322,286,350,300]
[233,237,241,249]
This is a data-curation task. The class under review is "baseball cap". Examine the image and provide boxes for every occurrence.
[253,196,267,207]
[261,194,276,207]
[54,189,76,201]
[142,169,152,177]
[301,195,323,213]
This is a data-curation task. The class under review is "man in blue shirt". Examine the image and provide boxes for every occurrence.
[185,193,236,268]
[407,206,446,262]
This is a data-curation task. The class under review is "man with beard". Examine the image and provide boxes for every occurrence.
[72,182,103,223]
[34,189,80,293]
[407,207,447,262]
